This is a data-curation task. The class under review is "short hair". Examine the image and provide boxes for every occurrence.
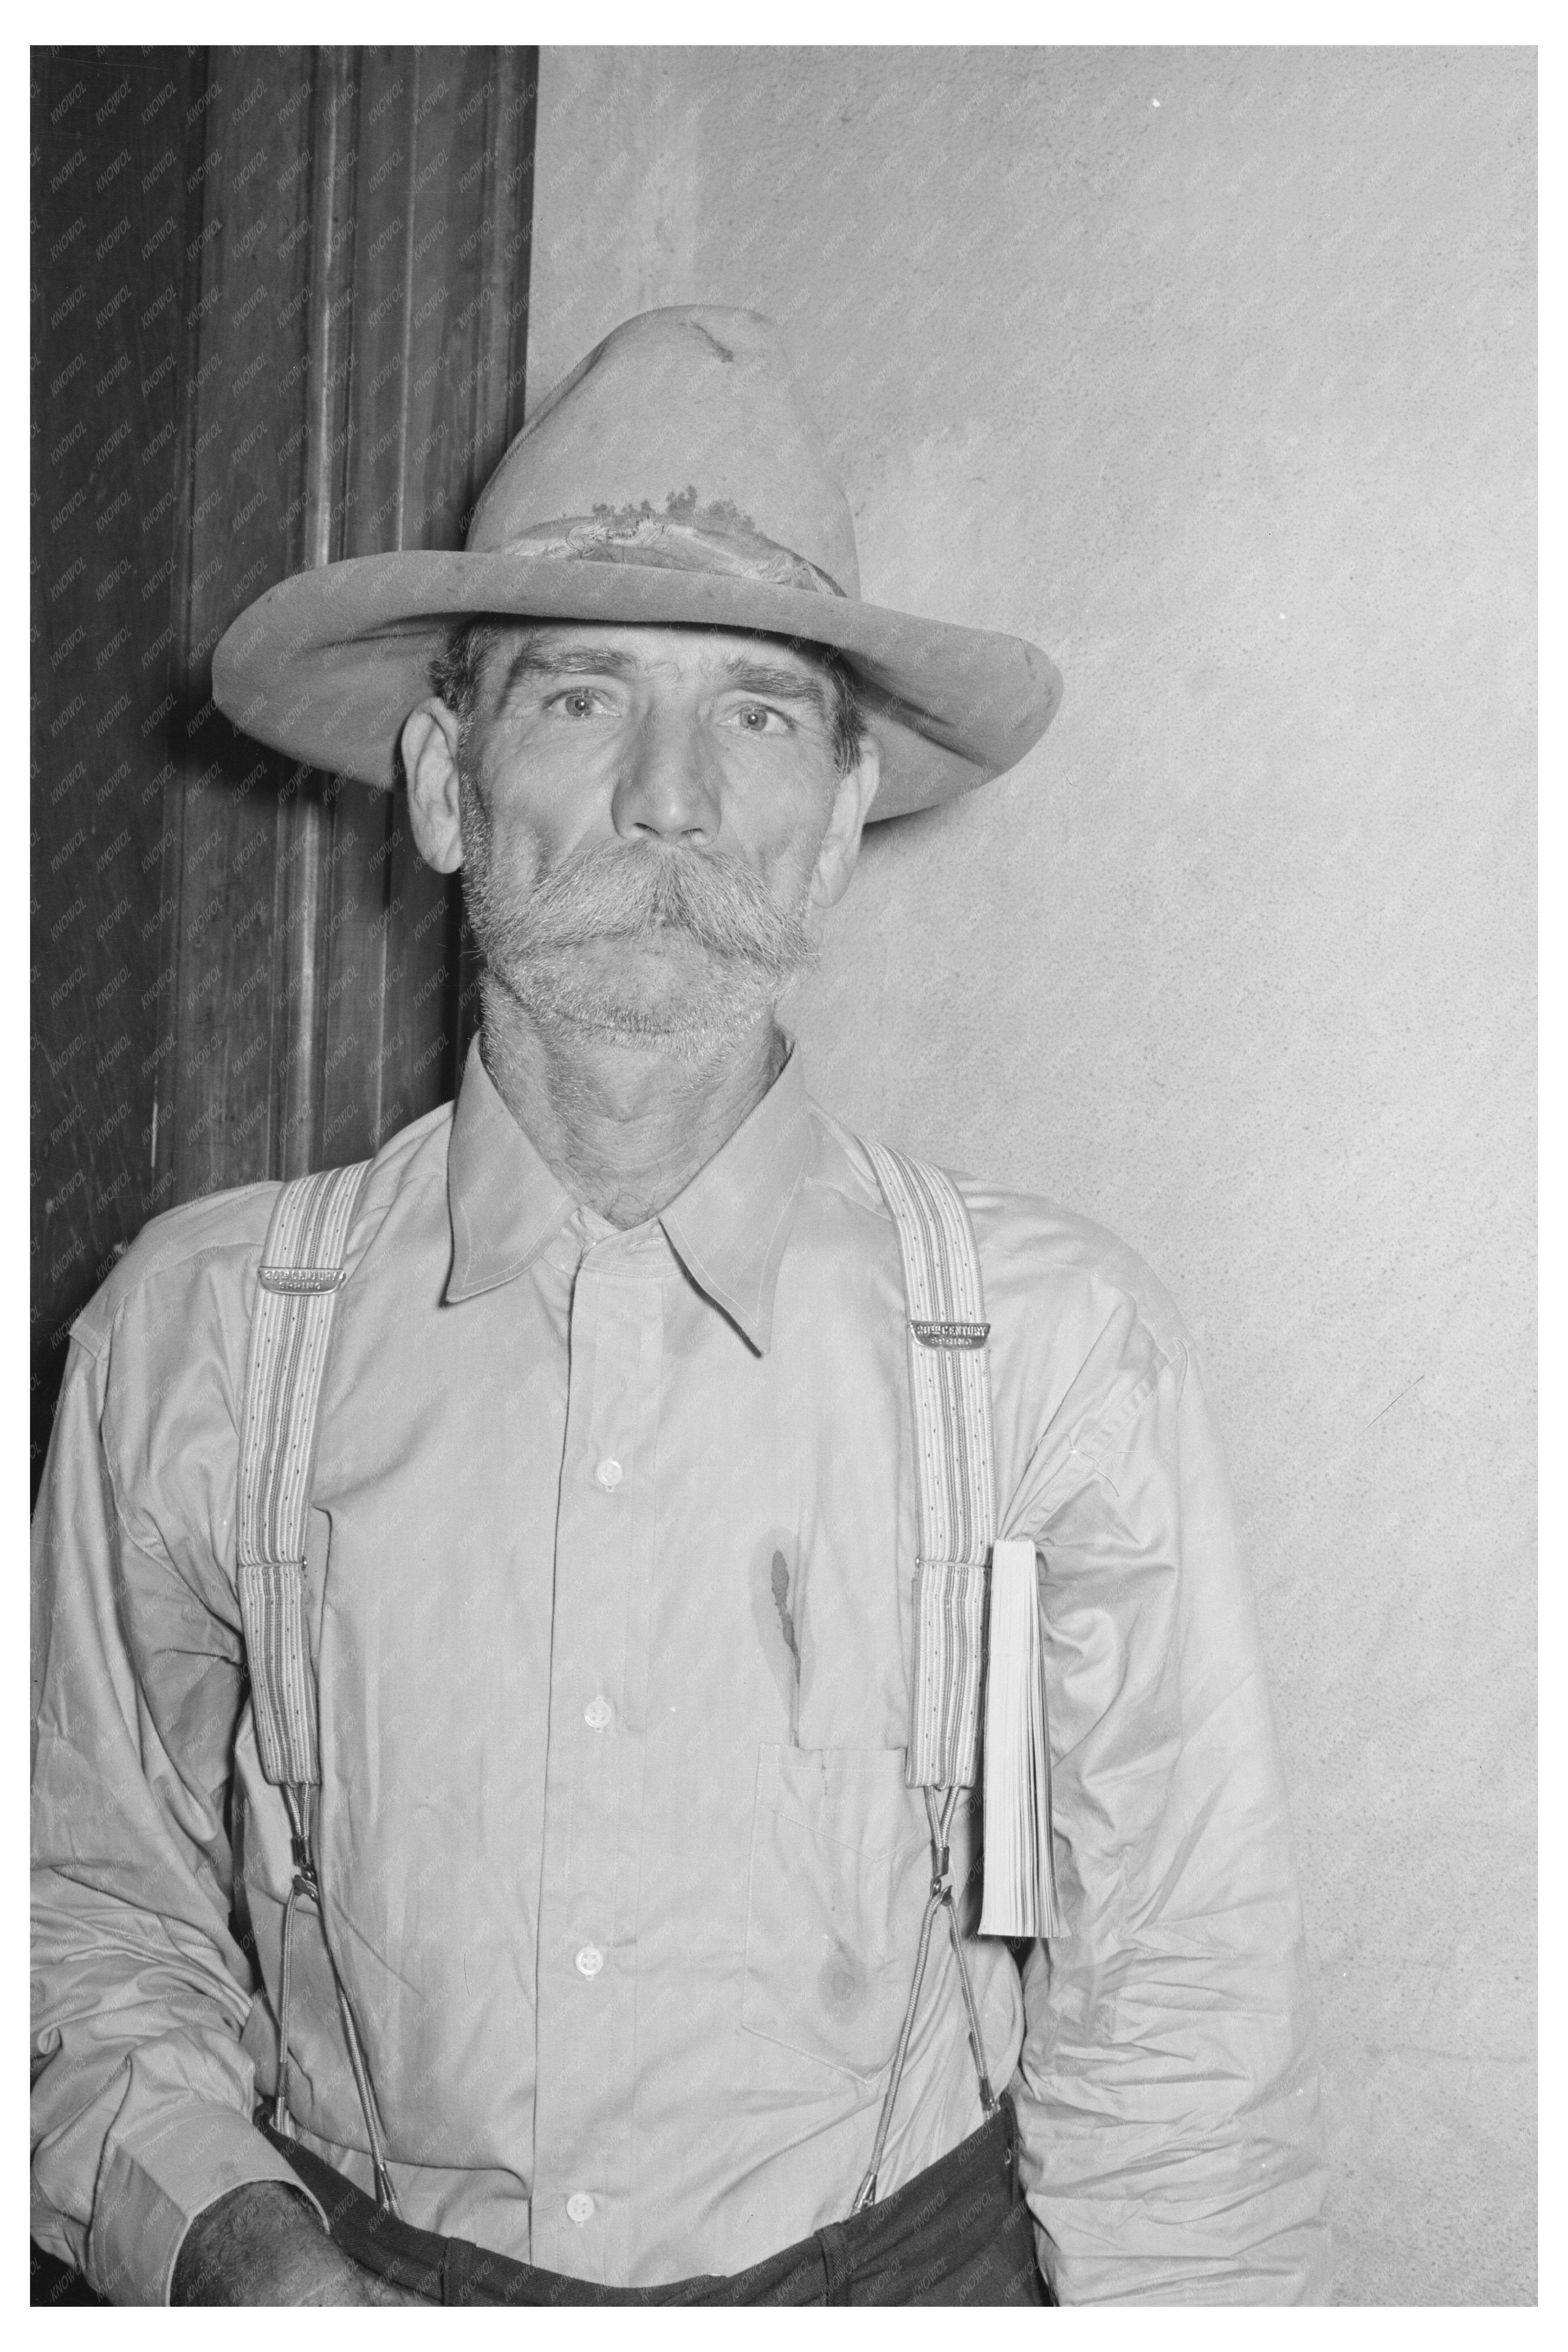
[428,614,869,777]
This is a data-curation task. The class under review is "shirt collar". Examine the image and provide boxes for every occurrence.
[445,1038,578,1302]
[659,1045,809,1354]
[445,1036,811,1354]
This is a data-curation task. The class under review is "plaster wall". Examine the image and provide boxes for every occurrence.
[526,46,1535,2304]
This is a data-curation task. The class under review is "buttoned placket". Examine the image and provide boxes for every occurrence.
[530,1217,664,2282]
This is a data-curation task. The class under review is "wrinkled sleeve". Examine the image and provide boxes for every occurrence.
[1005,1303,1331,2304]
[31,1312,325,2306]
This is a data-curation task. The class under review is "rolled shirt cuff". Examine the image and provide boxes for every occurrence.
[87,2102,328,2306]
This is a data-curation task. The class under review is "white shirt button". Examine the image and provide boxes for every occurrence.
[566,2191,595,2226]
[584,1697,613,1730]
[575,1944,604,1978]
[594,1457,623,1491]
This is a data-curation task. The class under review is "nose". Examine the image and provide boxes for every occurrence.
[611,707,721,847]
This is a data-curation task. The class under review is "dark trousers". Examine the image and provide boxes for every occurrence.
[262,2097,1053,2306]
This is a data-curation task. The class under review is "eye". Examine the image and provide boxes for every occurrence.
[724,701,789,736]
[550,687,604,720]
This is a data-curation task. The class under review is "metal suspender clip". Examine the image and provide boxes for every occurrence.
[849,1787,998,2215]
[930,1833,952,1902]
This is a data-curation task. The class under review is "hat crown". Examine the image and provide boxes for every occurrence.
[466,306,862,599]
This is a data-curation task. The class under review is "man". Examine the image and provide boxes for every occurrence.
[31,307,1331,2304]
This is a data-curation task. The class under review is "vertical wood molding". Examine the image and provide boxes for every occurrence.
[165,49,317,1205]
[313,44,539,1167]
[275,47,356,1178]
[150,48,214,1217]
[164,44,537,1197]
[31,48,209,1470]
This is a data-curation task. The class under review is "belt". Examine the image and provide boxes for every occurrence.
[260,2093,1052,2306]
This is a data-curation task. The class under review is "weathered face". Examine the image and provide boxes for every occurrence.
[402,621,880,1056]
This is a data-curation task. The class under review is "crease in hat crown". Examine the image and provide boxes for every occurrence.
[466,307,862,597]
[209,300,1063,822]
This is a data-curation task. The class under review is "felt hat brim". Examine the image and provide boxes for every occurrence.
[211,548,1062,824]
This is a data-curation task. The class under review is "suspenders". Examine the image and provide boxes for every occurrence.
[234,1161,399,2211]
[234,1137,1059,2217]
[864,1142,1061,1948]
[853,1144,1061,2205]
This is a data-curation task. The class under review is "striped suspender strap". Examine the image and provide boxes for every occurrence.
[864,1143,994,1792]
[237,1164,369,1820]
[852,1139,1014,2209]
[864,1140,1062,1943]
[235,1160,399,2211]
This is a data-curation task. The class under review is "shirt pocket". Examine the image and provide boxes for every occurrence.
[741,1744,936,2082]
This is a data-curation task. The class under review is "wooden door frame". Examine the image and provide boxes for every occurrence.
[153,45,537,1206]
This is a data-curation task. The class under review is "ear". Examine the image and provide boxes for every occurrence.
[808,736,881,910]
[402,701,466,874]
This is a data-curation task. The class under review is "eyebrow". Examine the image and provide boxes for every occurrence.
[492,638,831,723]
[494,639,642,709]
[714,656,831,721]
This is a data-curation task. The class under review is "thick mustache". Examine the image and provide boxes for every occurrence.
[515,842,810,968]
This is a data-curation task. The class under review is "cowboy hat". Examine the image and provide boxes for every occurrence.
[211,306,1062,822]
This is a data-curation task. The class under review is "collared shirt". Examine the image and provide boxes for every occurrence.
[31,1041,1330,2305]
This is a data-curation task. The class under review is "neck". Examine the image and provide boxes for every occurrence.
[478,981,787,1227]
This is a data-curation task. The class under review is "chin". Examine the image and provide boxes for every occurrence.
[509,965,778,1058]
